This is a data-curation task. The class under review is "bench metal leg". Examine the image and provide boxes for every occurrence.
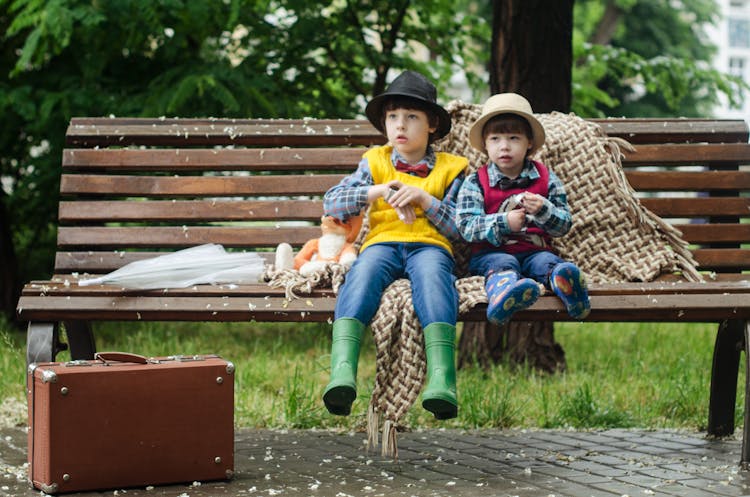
[707,319,743,437]
[26,322,67,365]
[63,321,96,360]
[742,320,750,469]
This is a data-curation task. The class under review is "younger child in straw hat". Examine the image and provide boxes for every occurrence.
[455,93,590,325]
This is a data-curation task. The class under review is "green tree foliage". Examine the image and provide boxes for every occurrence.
[572,0,746,116]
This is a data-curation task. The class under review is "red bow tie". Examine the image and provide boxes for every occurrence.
[395,160,430,178]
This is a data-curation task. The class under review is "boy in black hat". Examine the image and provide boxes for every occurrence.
[322,70,468,420]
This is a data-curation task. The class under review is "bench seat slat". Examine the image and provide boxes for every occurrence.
[23,276,750,297]
[23,280,325,297]
[59,200,323,223]
[17,295,337,322]
[16,292,750,323]
[60,174,344,197]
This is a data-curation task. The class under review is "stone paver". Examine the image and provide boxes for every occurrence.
[2,426,749,497]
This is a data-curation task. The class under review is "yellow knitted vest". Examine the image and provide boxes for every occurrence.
[360,145,467,254]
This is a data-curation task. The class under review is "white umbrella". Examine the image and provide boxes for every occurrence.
[78,244,265,289]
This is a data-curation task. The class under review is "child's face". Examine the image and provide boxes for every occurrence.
[384,108,436,161]
[484,131,532,177]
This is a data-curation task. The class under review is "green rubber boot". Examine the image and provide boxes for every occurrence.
[421,322,458,420]
[323,318,365,416]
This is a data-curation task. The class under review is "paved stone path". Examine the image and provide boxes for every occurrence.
[2,426,749,496]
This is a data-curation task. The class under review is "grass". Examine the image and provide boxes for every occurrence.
[1,318,744,432]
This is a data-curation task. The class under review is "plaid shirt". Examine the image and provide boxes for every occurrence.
[323,146,465,241]
[455,159,571,247]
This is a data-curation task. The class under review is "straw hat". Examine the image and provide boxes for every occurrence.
[468,93,546,154]
[365,71,452,140]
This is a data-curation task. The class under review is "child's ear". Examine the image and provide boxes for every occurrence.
[429,115,439,135]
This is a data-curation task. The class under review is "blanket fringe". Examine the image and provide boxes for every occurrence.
[366,403,400,459]
[263,264,349,299]
[366,403,380,452]
[381,420,399,459]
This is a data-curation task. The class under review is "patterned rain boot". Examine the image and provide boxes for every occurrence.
[421,322,458,420]
[485,270,540,326]
[550,262,591,320]
[323,318,365,416]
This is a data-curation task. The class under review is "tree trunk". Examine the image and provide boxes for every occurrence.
[460,0,574,373]
[458,321,565,374]
[490,0,573,112]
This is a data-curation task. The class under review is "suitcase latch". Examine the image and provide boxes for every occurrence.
[64,360,92,367]
[165,355,205,362]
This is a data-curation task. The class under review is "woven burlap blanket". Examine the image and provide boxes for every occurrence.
[264,103,701,458]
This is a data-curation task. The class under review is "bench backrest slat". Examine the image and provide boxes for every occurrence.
[66,119,385,148]
[67,117,750,146]
[60,174,344,197]
[52,251,275,274]
[677,224,750,244]
[59,200,323,223]
[623,143,750,165]
[694,249,748,271]
[624,171,750,191]
[590,118,749,144]
[63,148,364,171]
[640,198,749,217]
[57,226,321,249]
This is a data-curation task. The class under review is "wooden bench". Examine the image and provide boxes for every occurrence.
[16,116,750,463]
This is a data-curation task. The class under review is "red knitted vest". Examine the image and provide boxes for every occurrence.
[472,160,552,254]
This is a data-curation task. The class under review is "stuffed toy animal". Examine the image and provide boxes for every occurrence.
[275,214,363,276]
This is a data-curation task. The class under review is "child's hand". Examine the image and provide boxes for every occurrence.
[385,180,431,210]
[520,192,543,215]
[507,208,527,232]
[368,184,393,204]
[394,205,417,224]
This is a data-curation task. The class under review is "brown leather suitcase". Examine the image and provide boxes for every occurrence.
[27,352,234,494]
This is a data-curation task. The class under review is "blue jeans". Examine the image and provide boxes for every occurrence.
[469,249,564,288]
[335,243,458,327]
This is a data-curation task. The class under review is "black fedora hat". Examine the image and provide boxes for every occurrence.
[365,70,452,140]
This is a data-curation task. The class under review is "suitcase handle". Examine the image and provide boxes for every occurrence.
[95,352,149,364]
